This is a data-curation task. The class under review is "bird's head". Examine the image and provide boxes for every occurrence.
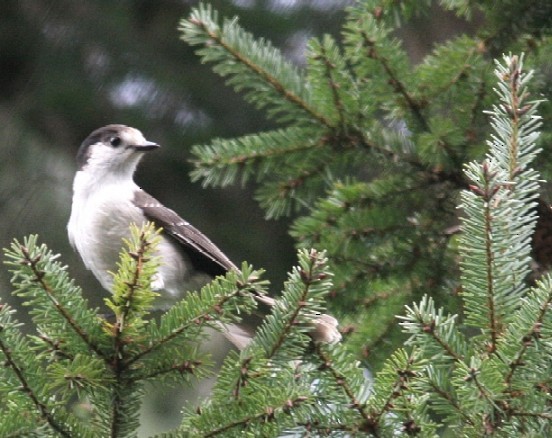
[76,124,159,178]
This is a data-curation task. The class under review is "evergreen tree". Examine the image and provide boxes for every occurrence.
[182,0,552,365]
[1,1,551,436]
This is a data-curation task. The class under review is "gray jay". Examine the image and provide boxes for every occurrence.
[68,124,340,348]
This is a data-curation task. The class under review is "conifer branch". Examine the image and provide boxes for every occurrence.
[295,422,359,434]
[206,35,332,128]
[110,386,125,438]
[481,165,499,351]
[264,258,322,360]
[108,227,157,435]
[430,49,478,97]
[275,162,327,199]
[422,320,465,363]
[202,396,308,437]
[504,288,552,388]
[217,141,317,166]
[317,42,347,131]
[355,128,467,188]
[425,378,475,426]
[401,296,466,363]
[0,335,71,437]
[183,6,333,128]
[129,359,204,383]
[461,54,542,349]
[511,411,552,420]
[360,31,428,131]
[231,356,255,400]
[480,0,545,58]
[110,341,135,437]
[17,243,105,359]
[368,349,422,436]
[37,332,73,360]
[315,344,372,425]
[112,228,152,337]
[123,282,247,368]
[468,369,501,411]
[101,224,161,437]
[502,55,527,180]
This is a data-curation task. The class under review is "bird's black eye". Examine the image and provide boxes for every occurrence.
[110,136,122,147]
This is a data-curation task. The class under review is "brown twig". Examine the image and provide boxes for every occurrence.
[0,336,71,437]
[19,245,104,359]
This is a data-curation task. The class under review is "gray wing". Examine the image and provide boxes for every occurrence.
[133,191,341,347]
[133,190,238,277]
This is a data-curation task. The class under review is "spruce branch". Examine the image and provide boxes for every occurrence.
[497,279,552,403]
[106,222,161,327]
[400,295,467,363]
[318,40,347,131]
[504,290,552,388]
[230,355,253,400]
[190,127,327,188]
[0,302,79,437]
[511,411,552,420]
[35,331,74,361]
[101,223,163,437]
[0,330,71,438]
[5,237,105,359]
[365,348,429,436]
[360,29,428,131]
[125,265,263,368]
[249,248,333,362]
[429,52,478,98]
[466,366,500,409]
[425,370,476,427]
[387,51,549,435]
[487,54,542,180]
[482,162,500,350]
[344,6,428,130]
[201,395,308,437]
[129,357,205,384]
[109,383,143,438]
[314,343,372,426]
[104,223,162,416]
[460,54,541,345]
[180,352,314,436]
[306,34,360,132]
[180,3,332,127]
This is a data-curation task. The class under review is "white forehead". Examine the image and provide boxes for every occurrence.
[117,126,146,144]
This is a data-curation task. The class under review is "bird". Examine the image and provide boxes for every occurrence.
[67,124,340,349]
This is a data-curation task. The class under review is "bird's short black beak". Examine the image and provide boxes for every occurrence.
[132,141,160,151]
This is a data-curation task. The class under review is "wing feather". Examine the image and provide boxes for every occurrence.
[133,190,237,277]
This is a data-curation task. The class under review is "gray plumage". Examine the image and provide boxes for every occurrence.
[68,124,340,348]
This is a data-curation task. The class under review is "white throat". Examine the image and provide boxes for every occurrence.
[67,167,142,290]
[72,165,137,201]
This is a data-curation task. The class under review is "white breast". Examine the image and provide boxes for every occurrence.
[68,171,190,300]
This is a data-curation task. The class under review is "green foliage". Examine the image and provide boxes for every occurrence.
[181,0,551,368]
[395,54,552,435]
[2,1,552,436]
[0,226,235,434]
[180,4,314,127]
[177,2,552,434]
[0,226,367,436]
[175,249,371,437]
